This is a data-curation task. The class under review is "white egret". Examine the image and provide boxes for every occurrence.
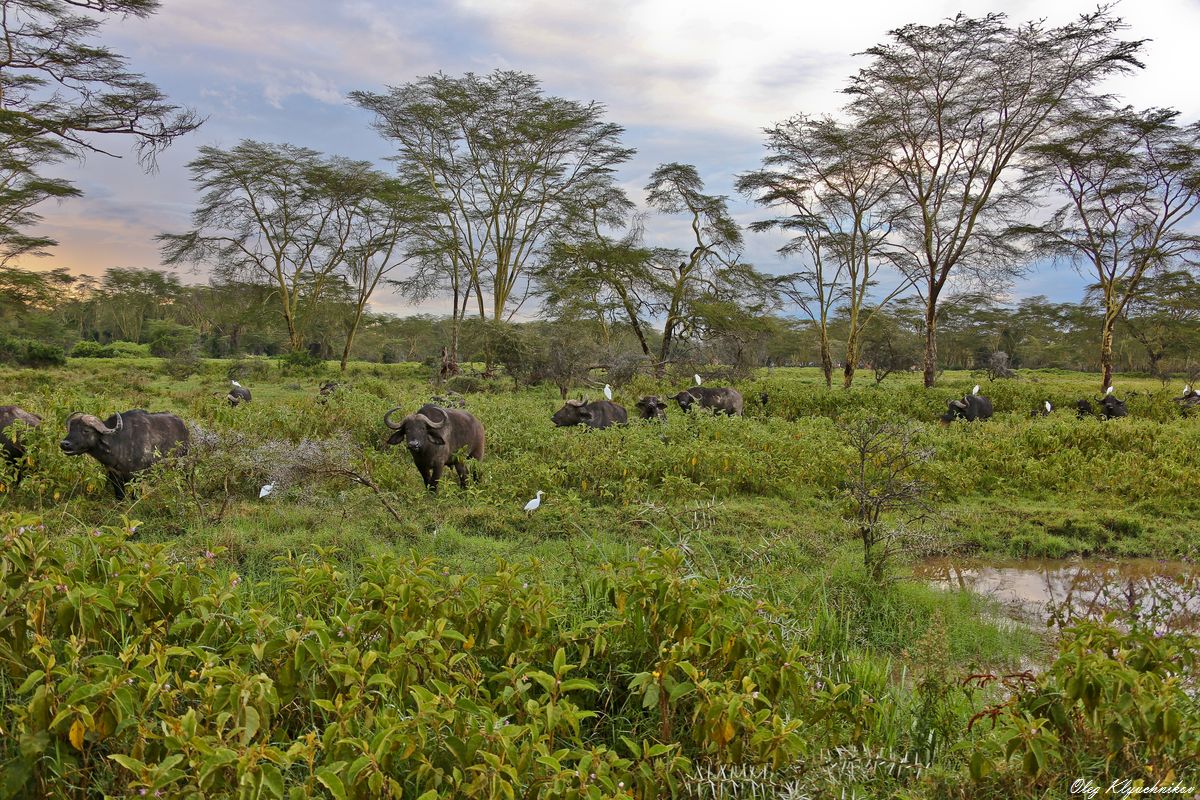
[231,379,242,388]
[1105,386,1114,396]
[694,374,702,386]
[1044,401,1052,414]
[972,384,980,396]
[603,384,613,401]
[524,490,544,514]
[259,484,274,499]
[1184,384,1192,396]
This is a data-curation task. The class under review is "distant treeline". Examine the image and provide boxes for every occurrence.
[2,266,1198,383]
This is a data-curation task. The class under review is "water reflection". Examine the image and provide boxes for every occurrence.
[915,558,1200,633]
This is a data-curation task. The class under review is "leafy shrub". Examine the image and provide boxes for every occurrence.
[225,357,272,382]
[0,515,912,799]
[107,341,152,358]
[144,320,200,357]
[0,334,65,367]
[69,340,113,358]
[967,619,1200,792]
[160,349,203,379]
[277,350,326,377]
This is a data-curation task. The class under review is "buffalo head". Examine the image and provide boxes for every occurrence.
[635,396,668,421]
[60,412,122,455]
[384,406,448,451]
[940,399,969,425]
[551,399,593,427]
[672,390,697,412]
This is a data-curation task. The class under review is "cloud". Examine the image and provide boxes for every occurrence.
[12,0,1200,312]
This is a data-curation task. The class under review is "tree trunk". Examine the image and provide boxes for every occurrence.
[922,302,938,389]
[340,306,365,372]
[1100,315,1116,392]
[843,327,860,389]
[819,329,833,388]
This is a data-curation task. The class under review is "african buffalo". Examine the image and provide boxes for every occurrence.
[1031,400,1053,417]
[0,406,41,484]
[673,387,743,416]
[384,404,484,492]
[59,410,190,499]
[1174,386,1199,413]
[227,384,252,406]
[1076,399,1095,418]
[635,396,668,421]
[318,381,342,402]
[551,399,628,429]
[1098,394,1127,419]
[940,394,993,424]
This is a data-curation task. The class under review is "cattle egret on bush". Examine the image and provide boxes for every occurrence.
[1044,401,1052,414]
[694,374,702,386]
[972,385,980,396]
[603,384,613,401]
[524,490,544,514]
[259,484,274,499]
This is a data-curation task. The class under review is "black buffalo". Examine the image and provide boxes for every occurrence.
[1098,393,1127,419]
[59,410,190,499]
[384,404,484,492]
[1076,399,1095,418]
[940,394,993,424]
[635,396,668,421]
[318,381,343,402]
[1031,400,1054,417]
[551,399,628,429]
[673,387,744,416]
[1174,386,1199,413]
[0,406,41,484]
[227,384,252,406]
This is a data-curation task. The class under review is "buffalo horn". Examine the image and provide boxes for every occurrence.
[383,407,405,430]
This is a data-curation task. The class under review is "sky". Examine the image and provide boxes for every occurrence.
[15,0,1200,315]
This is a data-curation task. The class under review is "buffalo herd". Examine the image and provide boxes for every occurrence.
[0,380,1194,500]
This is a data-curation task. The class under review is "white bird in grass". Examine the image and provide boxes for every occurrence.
[1105,386,1114,396]
[1045,401,1052,414]
[231,379,242,388]
[259,484,274,499]
[1184,384,1192,397]
[694,374,702,386]
[603,384,613,401]
[524,490,544,514]
[972,384,980,396]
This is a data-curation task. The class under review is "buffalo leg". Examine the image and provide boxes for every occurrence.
[453,459,469,489]
[108,473,127,501]
[428,463,444,493]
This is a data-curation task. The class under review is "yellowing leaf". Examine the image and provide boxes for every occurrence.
[69,719,86,750]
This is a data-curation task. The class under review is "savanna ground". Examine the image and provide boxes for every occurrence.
[1,358,1197,799]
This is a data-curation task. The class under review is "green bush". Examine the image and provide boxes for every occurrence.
[0,334,65,367]
[144,320,200,358]
[69,340,113,358]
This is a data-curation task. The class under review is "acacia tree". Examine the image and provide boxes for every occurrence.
[845,10,1144,387]
[1022,107,1200,391]
[351,71,634,363]
[334,173,424,371]
[739,116,903,388]
[160,141,391,353]
[95,267,181,342]
[645,163,745,373]
[0,0,201,262]
[1116,271,1200,380]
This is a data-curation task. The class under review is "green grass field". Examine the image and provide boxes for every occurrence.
[1,359,1197,798]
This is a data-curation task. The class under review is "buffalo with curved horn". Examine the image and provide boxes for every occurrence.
[59,410,189,499]
[384,404,485,493]
[0,406,41,485]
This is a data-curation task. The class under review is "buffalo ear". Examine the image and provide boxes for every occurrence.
[656,401,667,410]
[578,407,593,419]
